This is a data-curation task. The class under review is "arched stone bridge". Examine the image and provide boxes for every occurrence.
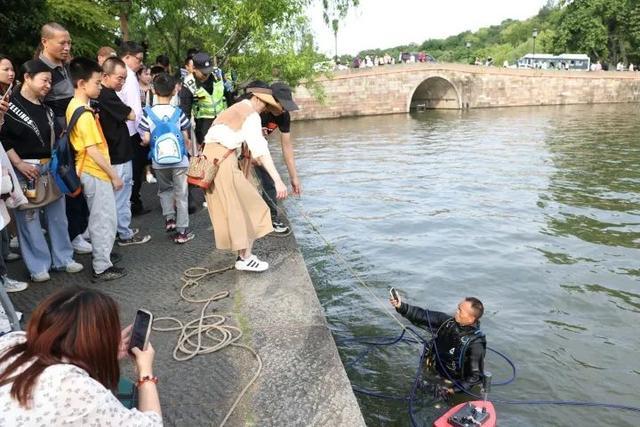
[291,63,640,120]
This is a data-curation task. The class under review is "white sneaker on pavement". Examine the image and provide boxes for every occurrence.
[9,236,18,249]
[235,255,269,272]
[1,276,28,293]
[4,252,21,262]
[65,261,84,273]
[31,272,50,282]
[72,235,93,254]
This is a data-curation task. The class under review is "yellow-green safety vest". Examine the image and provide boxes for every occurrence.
[194,79,226,119]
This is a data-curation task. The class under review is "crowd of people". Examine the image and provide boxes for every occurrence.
[0,20,303,423]
[351,51,434,69]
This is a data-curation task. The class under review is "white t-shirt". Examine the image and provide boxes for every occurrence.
[0,332,162,427]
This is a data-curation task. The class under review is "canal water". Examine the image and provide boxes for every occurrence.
[284,104,640,426]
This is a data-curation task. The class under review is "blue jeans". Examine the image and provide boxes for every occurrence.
[15,165,75,275]
[113,161,134,239]
[15,196,75,276]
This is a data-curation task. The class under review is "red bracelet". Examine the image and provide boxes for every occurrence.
[136,375,159,387]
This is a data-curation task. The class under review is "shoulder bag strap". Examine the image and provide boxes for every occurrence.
[144,106,162,125]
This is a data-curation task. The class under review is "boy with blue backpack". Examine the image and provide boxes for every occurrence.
[139,73,194,244]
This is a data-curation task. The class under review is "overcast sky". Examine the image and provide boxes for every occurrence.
[309,0,549,56]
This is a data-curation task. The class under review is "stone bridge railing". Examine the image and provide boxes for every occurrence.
[290,63,640,120]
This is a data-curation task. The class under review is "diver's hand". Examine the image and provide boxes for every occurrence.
[390,296,401,308]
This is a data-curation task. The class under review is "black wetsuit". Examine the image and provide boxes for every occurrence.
[396,302,486,392]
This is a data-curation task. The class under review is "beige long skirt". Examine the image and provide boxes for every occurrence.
[203,142,273,251]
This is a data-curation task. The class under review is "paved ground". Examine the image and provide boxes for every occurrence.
[7,184,365,427]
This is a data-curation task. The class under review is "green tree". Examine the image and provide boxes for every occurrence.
[0,0,46,63]
[46,0,118,58]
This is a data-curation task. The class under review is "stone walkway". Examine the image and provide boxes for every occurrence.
[7,184,364,427]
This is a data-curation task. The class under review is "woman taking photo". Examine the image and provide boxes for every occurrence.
[0,287,162,425]
[203,81,287,272]
[0,59,83,282]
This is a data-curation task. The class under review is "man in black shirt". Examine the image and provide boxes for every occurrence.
[98,57,151,247]
[256,82,301,233]
[390,293,487,401]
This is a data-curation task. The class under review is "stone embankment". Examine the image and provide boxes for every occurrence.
[7,187,365,427]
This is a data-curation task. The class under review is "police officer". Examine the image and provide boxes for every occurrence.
[390,293,486,398]
[179,52,226,148]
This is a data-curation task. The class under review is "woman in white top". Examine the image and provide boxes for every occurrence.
[0,287,162,426]
[203,81,287,272]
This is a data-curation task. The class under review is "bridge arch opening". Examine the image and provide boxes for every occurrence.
[409,76,461,110]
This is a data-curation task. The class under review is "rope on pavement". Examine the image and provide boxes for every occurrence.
[152,265,263,427]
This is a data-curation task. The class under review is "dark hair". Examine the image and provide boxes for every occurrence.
[102,57,126,75]
[19,60,52,84]
[234,79,271,103]
[184,56,194,67]
[465,297,484,320]
[155,54,170,68]
[136,63,147,77]
[118,40,144,58]
[0,55,14,92]
[0,287,121,408]
[153,72,175,97]
[149,65,165,77]
[186,48,199,58]
[69,57,102,88]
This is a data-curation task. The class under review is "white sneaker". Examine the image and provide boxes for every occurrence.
[9,236,19,249]
[81,229,91,242]
[203,201,208,208]
[31,272,50,282]
[65,261,84,273]
[72,235,93,254]
[2,276,28,293]
[0,307,22,334]
[4,252,21,262]
[235,255,269,272]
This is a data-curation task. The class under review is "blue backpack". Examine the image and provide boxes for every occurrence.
[144,106,186,165]
[50,106,88,197]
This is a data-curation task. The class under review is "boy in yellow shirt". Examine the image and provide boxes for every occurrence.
[66,57,126,281]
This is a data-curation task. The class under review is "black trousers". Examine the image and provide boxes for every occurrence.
[194,118,214,146]
[66,194,89,241]
[254,164,277,221]
[130,134,149,210]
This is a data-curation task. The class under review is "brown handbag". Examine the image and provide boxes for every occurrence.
[186,149,235,190]
[18,171,62,210]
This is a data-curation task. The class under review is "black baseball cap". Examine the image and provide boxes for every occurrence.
[271,82,299,111]
[192,52,213,75]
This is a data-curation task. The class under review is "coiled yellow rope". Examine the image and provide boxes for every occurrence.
[153,266,263,427]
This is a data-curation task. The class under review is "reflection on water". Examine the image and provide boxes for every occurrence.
[285,104,640,426]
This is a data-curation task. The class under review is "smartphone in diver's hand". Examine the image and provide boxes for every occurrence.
[128,309,153,354]
[389,287,400,302]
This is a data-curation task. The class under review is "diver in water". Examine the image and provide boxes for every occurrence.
[390,293,486,402]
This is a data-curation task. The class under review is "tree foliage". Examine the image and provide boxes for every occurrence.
[0,0,46,63]
[1,0,357,86]
[356,0,640,67]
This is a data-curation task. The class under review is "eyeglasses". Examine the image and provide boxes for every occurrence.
[134,55,144,62]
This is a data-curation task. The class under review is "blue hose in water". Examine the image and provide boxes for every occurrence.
[342,325,640,425]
